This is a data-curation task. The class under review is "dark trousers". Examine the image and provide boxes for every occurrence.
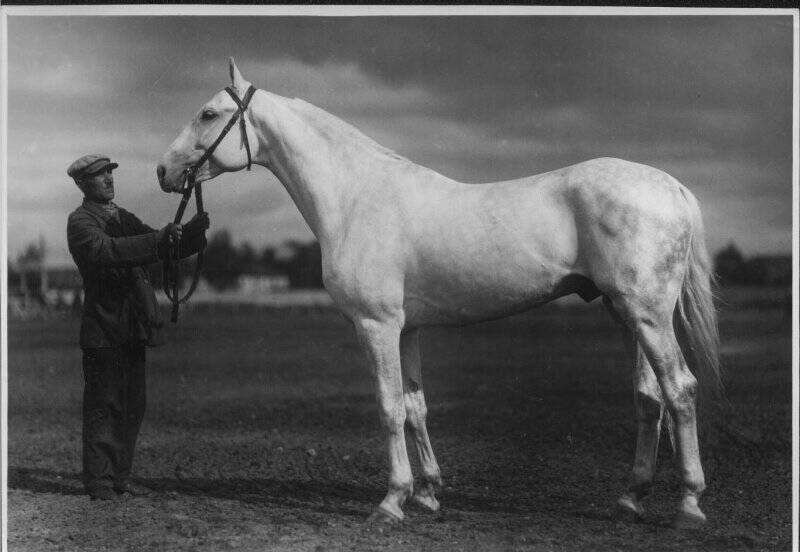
[81,343,146,491]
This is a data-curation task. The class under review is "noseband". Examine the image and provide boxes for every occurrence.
[164,85,258,322]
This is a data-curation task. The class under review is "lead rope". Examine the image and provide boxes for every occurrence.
[163,170,205,322]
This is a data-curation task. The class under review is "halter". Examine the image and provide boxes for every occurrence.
[163,85,257,322]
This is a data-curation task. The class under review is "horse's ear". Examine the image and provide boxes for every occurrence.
[229,57,249,92]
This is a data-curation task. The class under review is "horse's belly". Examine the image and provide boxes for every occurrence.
[404,290,554,326]
[403,259,567,326]
[400,201,577,325]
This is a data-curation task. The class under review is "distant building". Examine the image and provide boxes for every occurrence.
[713,242,791,287]
[238,272,290,294]
[11,261,83,307]
[9,236,83,310]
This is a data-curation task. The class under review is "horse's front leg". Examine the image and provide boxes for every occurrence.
[400,329,442,512]
[355,318,412,524]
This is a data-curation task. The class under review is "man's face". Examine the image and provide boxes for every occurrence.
[80,168,115,203]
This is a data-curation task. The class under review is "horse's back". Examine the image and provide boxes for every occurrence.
[403,156,691,273]
[396,157,695,325]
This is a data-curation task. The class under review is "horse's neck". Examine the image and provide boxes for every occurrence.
[252,93,363,247]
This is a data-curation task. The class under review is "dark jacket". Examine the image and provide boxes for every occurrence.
[67,199,204,348]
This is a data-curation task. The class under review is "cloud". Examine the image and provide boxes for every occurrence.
[701,195,792,255]
[237,57,438,117]
[9,60,108,99]
[348,113,558,178]
[663,160,790,197]
[7,127,171,209]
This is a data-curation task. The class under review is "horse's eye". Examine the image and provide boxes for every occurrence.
[200,110,217,121]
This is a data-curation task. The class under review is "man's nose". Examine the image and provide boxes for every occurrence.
[156,165,165,183]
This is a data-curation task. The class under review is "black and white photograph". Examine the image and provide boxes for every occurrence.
[1,6,797,551]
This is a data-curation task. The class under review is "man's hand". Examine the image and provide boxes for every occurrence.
[183,212,210,237]
[157,223,183,247]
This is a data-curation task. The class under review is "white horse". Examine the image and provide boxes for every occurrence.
[158,59,720,529]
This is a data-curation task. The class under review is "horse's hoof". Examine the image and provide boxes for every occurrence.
[410,492,440,512]
[365,506,403,528]
[614,495,644,523]
[672,508,706,530]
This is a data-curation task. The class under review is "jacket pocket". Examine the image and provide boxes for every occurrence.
[130,268,165,347]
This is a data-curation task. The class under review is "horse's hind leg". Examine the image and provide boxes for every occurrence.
[603,297,664,520]
[606,297,665,520]
[400,329,442,512]
[609,295,706,528]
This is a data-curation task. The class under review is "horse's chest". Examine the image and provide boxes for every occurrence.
[322,244,406,316]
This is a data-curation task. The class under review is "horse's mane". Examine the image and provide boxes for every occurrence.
[288,98,410,163]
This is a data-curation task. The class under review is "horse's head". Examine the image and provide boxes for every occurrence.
[157,58,259,193]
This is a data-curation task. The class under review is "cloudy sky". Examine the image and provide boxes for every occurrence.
[4,11,795,266]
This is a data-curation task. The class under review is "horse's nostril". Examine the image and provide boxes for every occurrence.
[156,165,165,181]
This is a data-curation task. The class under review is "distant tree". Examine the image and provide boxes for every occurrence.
[260,246,277,271]
[236,242,257,274]
[714,242,747,286]
[16,239,46,301]
[259,245,294,275]
[745,256,792,287]
[286,241,324,289]
[7,262,20,289]
[17,241,44,265]
[202,230,241,291]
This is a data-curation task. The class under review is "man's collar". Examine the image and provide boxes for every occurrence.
[82,198,120,223]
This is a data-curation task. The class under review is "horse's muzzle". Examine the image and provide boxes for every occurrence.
[156,164,188,193]
[156,164,170,192]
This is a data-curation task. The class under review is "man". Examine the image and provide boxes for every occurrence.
[66,154,209,500]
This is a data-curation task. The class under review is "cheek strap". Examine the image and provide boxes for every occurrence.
[224,85,257,170]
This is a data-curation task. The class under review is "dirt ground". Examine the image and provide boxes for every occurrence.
[6,288,793,551]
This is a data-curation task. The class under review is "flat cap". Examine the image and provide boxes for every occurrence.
[67,154,119,179]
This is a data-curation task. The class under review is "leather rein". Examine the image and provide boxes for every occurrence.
[163,84,257,322]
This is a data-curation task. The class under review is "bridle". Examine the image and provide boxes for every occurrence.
[163,84,257,322]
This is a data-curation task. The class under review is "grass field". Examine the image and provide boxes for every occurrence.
[6,288,793,551]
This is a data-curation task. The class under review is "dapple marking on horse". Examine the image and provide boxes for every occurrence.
[157,59,720,529]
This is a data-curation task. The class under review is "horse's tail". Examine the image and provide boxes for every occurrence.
[675,187,722,400]
[661,187,723,451]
